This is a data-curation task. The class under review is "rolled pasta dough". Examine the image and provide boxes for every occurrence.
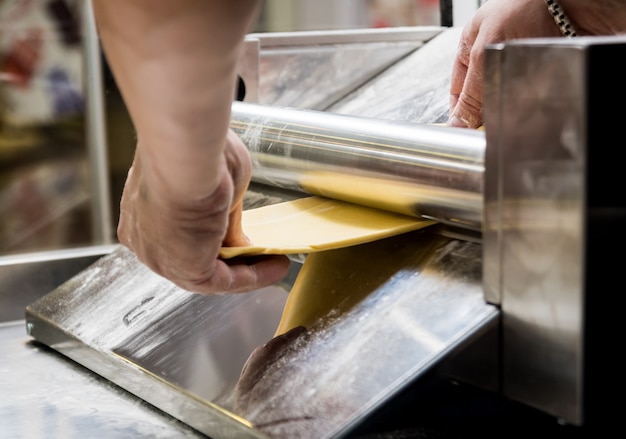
[219,196,434,259]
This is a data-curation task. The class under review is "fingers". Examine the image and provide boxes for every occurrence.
[448,16,484,128]
[225,129,253,197]
[116,140,290,296]
[122,221,290,296]
[448,0,567,129]
[449,35,470,113]
[223,129,254,248]
[448,56,484,129]
[185,254,291,295]
[223,199,251,247]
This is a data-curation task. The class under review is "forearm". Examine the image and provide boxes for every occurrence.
[92,0,260,202]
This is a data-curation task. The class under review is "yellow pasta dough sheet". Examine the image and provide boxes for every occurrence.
[219,196,435,259]
[273,229,438,336]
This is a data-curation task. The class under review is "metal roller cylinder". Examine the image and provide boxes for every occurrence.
[231,101,485,231]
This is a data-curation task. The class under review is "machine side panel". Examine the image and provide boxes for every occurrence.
[492,38,594,425]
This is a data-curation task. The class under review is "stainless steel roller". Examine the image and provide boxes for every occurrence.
[231,101,486,231]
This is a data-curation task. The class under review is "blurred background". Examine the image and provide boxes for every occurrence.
[0,0,483,256]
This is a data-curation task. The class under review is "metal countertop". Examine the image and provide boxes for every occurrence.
[1,319,590,439]
[0,320,204,439]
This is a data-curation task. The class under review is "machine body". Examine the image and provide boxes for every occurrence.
[483,36,626,427]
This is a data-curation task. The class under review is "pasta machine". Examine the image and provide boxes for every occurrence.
[12,27,626,438]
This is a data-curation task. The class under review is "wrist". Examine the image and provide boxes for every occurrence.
[543,0,577,36]
[557,0,626,35]
[138,139,229,208]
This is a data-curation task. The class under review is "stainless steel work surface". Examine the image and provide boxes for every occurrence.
[0,321,204,439]
[25,228,498,439]
[251,27,444,111]
[0,245,117,323]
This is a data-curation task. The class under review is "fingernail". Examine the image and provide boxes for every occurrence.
[447,115,469,128]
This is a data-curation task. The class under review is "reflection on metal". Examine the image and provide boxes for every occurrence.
[232,101,485,230]
[239,37,260,103]
[0,245,116,322]
[243,26,462,122]
[82,1,113,244]
[26,230,496,439]
[0,321,205,438]
[246,27,444,111]
[27,245,290,439]
[1,1,107,253]
[328,27,462,124]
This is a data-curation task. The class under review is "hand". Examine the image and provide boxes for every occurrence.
[448,0,562,128]
[117,129,290,295]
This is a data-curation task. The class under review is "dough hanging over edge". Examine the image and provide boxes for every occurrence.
[219,196,435,258]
